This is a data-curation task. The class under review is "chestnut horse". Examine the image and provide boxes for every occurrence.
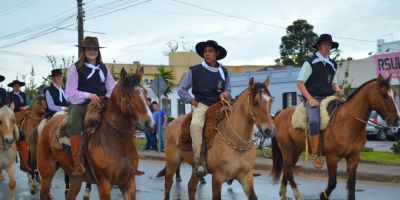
[271,75,399,200]
[0,105,19,200]
[160,78,275,200]
[22,96,46,188]
[37,69,154,200]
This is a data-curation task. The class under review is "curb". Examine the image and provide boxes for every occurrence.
[138,152,400,184]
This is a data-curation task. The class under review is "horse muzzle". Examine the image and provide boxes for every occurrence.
[3,135,15,149]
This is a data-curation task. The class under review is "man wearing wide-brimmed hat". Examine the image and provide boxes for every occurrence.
[65,36,116,176]
[44,69,69,119]
[8,80,28,112]
[8,79,32,172]
[178,40,231,177]
[0,75,9,107]
[297,34,343,169]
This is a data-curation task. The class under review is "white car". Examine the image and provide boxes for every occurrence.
[365,111,397,141]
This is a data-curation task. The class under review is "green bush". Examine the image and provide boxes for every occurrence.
[391,141,400,154]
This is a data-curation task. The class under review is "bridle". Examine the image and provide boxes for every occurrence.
[217,88,273,151]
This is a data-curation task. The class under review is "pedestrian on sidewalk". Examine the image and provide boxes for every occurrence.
[151,101,168,152]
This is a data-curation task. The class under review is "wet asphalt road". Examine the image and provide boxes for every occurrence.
[1,159,400,200]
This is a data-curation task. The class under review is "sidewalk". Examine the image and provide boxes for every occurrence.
[138,150,400,184]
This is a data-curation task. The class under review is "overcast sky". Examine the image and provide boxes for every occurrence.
[0,0,399,87]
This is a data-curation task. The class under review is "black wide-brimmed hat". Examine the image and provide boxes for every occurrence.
[195,40,227,60]
[0,75,4,82]
[76,36,105,48]
[313,34,339,49]
[7,80,25,87]
[50,69,62,77]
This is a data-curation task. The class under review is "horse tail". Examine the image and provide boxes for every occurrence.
[271,136,283,183]
[156,165,167,178]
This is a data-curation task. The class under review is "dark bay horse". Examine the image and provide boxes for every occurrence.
[271,75,399,200]
[160,78,275,200]
[37,69,154,200]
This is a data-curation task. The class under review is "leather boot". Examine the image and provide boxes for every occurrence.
[70,135,85,176]
[16,140,33,173]
[310,134,323,169]
[193,145,206,177]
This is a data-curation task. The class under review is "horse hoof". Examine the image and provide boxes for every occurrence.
[319,192,329,200]
[83,188,91,200]
[200,177,207,184]
[175,176,182,182]
[227,179,233,185]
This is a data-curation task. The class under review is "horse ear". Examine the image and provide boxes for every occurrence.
[387,73,392,81]
[14,124,20,141]
[9,102,15,111]
[120,68,128,80]
[248,77,255,88]
[264,76,270,88]
[378,73,384,81]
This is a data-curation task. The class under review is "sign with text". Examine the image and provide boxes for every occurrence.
[375,52,400,78]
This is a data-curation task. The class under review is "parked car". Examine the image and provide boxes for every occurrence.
[366,111,396,141]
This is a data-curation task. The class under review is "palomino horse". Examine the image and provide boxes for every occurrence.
[0,105,20,200]
[160,78,275,200]
[37,69,154,200]
[271,75,399,200]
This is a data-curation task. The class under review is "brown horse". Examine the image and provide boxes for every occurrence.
[37,69,154,200]
[271,75,400,200]
[160,78,275,200]
[0,105,20,200]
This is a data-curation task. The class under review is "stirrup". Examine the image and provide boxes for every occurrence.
[312,154,324,169]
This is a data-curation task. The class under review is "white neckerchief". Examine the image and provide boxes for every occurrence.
[201,60,225,81]
[311,52,336,72]
[13,91,23,103]
[85,62,105,82]
[53,84,66,103]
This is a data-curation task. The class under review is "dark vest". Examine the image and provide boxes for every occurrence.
[76,62,108,97]
[9,91,27,112]
[44,84,69,118]
[191,64,228,106]
[304,55,337,97]
[0,88,9,107]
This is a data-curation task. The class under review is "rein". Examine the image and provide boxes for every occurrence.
[217,92,264,151]
[104,117,135,136]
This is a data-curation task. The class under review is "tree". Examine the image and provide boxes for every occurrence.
[44,54,74,85]
[156,65,175,97]
[337,57,353,99]
[278,19,318,66]
[21,66,37,106]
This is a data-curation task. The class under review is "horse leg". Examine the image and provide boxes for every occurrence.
[211,174,223,200]
[164,160,181,200]
[64,172,70,199]
[175,166,182,182]
[279,174,288,200]
[83,183,92,200]
[97,179,112,200]
[188,170,200,200]
[283,157,303,200]
[120,176,136,200]
[39,160,57,200]
[238,171,257,200]
[67,176,83,200]
[345,154,360,200]
[7,162,16,200]
[320,156,339,200]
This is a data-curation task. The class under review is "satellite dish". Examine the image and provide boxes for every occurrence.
[162,40,179,56]
[183,41,196,52]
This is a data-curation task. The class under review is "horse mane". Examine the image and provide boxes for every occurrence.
[346,78,377,101]
[119,75,141,92]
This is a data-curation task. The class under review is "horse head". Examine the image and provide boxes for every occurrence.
[110,68,154,130]
[368,74,400,127]
[246,77,275,137]
[32,96,47,116]
[0,106,19,150]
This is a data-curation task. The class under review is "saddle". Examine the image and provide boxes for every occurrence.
[51,98,108,150]
[291,96,342,131]
[179,101,227,151]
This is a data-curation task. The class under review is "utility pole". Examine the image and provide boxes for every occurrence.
[77,0,84,56]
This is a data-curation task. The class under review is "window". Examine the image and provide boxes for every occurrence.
[178,99,185,116]
[282,92,297,108]
[162,98,171,116]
